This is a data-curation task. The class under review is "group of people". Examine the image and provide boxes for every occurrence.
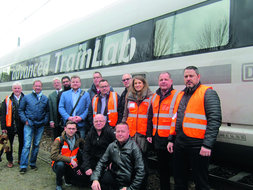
[0,65,222,190]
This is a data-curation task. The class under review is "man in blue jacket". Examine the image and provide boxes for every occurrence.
[18,80,49,174]
[59,75,90,139]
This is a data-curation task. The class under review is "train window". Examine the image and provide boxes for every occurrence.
[230,0,253,47]
[154,0,230,57]
[58,45,80,73]
[130,20,154,63]
[101,28,136,66]
[0,66,11,82]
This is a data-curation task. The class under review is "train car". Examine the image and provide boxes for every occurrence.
[0,0,252,169]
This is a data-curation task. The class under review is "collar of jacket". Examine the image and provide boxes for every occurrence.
[156,86,174,98]
[183,82,201,95]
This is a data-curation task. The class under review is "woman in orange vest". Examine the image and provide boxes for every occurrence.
[122,75,153,153]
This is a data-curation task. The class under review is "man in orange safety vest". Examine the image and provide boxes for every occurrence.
[167,66,222,190]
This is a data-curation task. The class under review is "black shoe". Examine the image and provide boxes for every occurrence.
[20,168,27,174]
[30,165,38,171]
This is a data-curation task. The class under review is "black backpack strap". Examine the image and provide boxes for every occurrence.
[70,90,85,116]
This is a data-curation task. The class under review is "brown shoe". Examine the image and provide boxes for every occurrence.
[7,162,13,168]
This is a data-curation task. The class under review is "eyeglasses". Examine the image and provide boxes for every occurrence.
[122,78,130,82]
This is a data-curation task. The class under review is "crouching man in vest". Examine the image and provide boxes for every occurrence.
[167,66,222,190]
[51,121,85,190]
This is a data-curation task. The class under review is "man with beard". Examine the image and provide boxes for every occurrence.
[167,66,222,190]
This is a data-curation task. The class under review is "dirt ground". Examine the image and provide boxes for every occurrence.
[0,133,89,190]
[0,130,162,190]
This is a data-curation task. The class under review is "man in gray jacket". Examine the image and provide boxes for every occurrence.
[19,80,49,174]
[167,66,222,190]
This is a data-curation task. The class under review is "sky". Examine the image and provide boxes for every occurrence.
[0,0,119,58]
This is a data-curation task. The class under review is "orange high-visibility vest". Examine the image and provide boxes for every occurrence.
[92,91,118,127]
[126,97,151,137]
[5,96,12,127]
[51,137,79,167]
[170,85,212,139]
[151,90,179,137]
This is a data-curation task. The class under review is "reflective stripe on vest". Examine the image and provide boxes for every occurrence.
[126,97,151,137]
[170,85,212,139]
[5,96,12,127]
[107,92,118,127]
[92,96,98,115]
[92,92,118,127]
[152,90,179,137]
[51,137,79,167]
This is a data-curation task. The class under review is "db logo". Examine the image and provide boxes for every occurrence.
[242,63,253,81]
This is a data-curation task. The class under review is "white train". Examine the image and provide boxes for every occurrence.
[0,0,252,168]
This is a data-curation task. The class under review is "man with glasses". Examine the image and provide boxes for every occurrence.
[88,72,114,100]
[88,79,120,128]
[118,73,132,123]
[51,121,85,190]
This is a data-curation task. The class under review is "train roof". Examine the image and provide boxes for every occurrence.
[0,0,206,67]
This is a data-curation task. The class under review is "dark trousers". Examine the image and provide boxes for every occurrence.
[0,130,24,162]
[53,161,89,187]
[173,144,210,190]
[100,170,121,190]
[53,126,64,140]
[17,126,24,162]
[53,161,74,186]
[157,149,172,190]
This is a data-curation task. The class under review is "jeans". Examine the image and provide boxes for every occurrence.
[53,161,72,186]
[20,124,44,168]
[78,127,85,139]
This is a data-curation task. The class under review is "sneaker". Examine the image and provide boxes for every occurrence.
[56,185,62,190]
[19,168,27,174]
[30,165,38,171]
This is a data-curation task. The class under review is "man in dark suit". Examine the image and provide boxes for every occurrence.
[49,78,62,139]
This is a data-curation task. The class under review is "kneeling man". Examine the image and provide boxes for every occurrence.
[91,123,145,190]
[51,121,84,190]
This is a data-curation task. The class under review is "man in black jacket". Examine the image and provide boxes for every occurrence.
[167,66,222,190]
[118,73,132,123]
[91,123,145,190]
[1,81,24,167]
[81,114,115,181]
